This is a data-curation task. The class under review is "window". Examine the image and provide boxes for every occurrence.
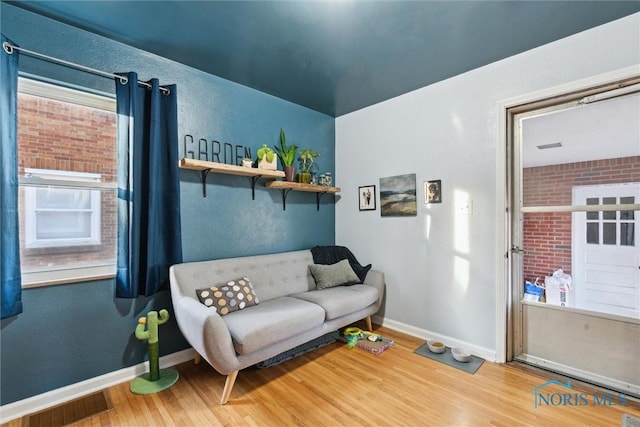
[17,78,117,287]
[23,169,102,248]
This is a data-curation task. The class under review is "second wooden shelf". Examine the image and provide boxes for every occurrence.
[265,181,340,211]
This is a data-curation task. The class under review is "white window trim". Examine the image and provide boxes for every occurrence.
[22,265,116,289]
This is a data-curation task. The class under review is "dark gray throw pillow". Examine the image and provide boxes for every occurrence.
[196,277,259,315]
[308,259,361,290]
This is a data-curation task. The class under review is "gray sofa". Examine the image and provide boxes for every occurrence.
[169,249,385,404]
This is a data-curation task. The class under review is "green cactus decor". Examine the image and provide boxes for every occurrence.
[129,309,179,395]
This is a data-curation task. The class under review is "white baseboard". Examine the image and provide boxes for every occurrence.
[372,315,497,362]
[0,348,195,424]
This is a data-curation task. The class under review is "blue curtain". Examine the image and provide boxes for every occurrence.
[115,72,182,298]
[0,35,23,318]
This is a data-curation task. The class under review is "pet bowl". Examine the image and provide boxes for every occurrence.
[451,347,472,363]
[427,340,445,354]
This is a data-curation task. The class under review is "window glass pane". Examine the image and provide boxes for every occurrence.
[620,196,635,220]
[603,197,617,220]
[36,188,91,209]
[523,211,573,281]
[586,198,599,220]
[603,223,617,245]
[586,223,599,244]
[17,82,116,281]
[620,223,635,246]
[36,211,92,239]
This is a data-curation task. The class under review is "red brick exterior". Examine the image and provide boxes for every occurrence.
[17,93,117,271]
[522,156,640,282]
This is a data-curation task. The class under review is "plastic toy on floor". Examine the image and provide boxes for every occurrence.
[342,327,382,348]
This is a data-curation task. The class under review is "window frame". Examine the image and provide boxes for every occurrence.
[23,168,103,249]
[17,77,118,288]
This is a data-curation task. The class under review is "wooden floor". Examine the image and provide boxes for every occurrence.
[5,324,640,426]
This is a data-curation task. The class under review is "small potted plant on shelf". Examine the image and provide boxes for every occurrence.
[297,148,319,184]
[256,144,276,170]
[273,129,298,181]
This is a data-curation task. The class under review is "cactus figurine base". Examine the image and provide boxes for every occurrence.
[130,368,179,395]
[130,309,178,395]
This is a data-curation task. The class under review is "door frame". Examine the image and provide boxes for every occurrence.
[494,65,640,363]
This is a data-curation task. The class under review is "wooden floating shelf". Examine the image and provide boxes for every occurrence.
[265,181,340,210]
[265,181,340,193]
[179,158,285,197]
[179,158,285,179]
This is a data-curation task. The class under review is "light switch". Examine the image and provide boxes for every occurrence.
[457,198,473,215]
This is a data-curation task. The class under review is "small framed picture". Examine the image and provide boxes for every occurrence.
[359,185,376,211]
[424,180,442,204]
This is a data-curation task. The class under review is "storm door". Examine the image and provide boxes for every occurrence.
[508,80,640,397]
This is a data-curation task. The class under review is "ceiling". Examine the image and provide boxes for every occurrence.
[523,92,640,168]
[6,1,640,117]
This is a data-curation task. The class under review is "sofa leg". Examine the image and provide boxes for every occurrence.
[365,316,373,332]
[220,371,238,405]
[194,351,202,365]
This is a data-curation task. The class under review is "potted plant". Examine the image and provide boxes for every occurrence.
[256,144,276,170]
[297,148,319,184]
[273,128,298,181]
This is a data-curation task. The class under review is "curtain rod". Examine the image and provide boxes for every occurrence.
[2,41,170,95]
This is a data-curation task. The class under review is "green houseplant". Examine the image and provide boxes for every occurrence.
[297,148,319,184]
[256,144,276,170]
[273,128,298,181]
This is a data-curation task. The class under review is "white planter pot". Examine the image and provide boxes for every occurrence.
[258,157,277,170]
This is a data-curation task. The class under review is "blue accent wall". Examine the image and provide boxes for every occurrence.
[0,4,335,405]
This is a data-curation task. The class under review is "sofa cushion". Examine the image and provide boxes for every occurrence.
[291,285,379,320]
[308,259,361,289]
[311,245,372,283]
[195,277,259,316]
[223,297,325,355]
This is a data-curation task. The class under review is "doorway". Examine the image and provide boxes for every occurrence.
[573,183,639,318]
[506,76,640,396]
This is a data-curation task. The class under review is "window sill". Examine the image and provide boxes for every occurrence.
[22,264,115,288]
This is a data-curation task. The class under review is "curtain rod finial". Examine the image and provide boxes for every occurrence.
[3,41,15,54]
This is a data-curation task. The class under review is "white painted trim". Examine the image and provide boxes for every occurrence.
[0,348,196,424]
[372,315,497,363]
[495,99,509,364]
[517,354,640,397]
[494,64,640,365]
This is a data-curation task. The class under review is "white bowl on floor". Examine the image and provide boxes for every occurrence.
[427,340,445,354]
[451,347,472,363]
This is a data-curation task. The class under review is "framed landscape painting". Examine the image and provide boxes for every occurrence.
[379,173,417,216]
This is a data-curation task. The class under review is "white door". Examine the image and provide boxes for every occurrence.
[573,183,640,318]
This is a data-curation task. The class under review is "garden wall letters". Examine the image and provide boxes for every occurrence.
[183,134,252,166]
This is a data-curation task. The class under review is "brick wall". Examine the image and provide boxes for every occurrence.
[522,156,640,281]
[17,93,117,271]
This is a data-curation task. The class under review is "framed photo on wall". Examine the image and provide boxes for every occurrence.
[359,185,376,211]
[425,180,442,204]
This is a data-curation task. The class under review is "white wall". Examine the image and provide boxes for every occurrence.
[335,13,640,358]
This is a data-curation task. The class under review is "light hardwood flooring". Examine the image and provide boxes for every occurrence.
[4,324,640,426]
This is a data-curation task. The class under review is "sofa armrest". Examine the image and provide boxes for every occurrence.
[363,269,385,309]
[174,296,240,374]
